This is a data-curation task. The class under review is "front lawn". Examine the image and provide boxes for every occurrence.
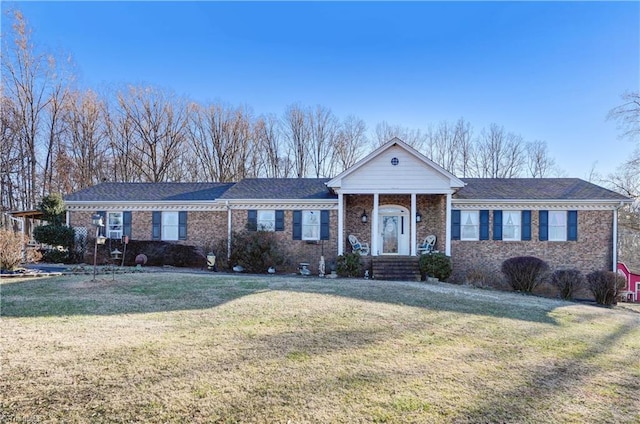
[1,273,639,423]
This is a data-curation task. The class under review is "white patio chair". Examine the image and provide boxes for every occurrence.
[417,235,437,255]
[348,234,370,256]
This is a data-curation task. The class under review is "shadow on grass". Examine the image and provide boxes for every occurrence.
[455,321,640,423]
[1,272,567,325]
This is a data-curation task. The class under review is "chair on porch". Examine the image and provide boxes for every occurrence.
[348,234,370,256]
[417,235,437,255]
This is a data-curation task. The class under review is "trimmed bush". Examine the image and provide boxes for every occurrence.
[229,230,287,273]
[551,269,585,300]
[501,256,549,293]
[587,270,626,306]
[336,252,362,278]
[33,224,75,249]
[419,252,452,281]
[0,228,26,271]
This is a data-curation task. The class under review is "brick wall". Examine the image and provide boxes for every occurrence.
[450,209,615,283]
[230,209,338,274]
[344,194,447,253]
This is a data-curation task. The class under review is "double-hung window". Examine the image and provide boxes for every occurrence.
[107,212,123,239]
[502,211,521,241]
[257,210,275,231]
[460,211,479,241]
[302,210,320,241]
[549,211,567,241]
[162,212,180,241]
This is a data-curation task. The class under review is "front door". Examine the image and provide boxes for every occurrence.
[378,206,410,255]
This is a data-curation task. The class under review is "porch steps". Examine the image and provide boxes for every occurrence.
[369,256,421,281]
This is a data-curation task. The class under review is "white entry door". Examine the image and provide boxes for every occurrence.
[378,206,410,255]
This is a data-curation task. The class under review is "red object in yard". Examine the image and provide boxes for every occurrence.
[617,262,640,302]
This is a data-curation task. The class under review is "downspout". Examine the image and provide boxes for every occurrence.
[612,201,624,272]
[226,201,232,263]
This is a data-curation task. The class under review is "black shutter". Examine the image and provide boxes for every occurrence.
[275,210,285,231]
[539,210,548,241]
[247,210,257,231]
[567,211,578,241]
[179,211,187,240]
[480,210,490,240]
[292,210,302,240]
[320,210,330,240]
[152,211,161,240]
[492,210,502,241]
[123,211,132,238]
[451,210,461,240]
[521,210,532,241]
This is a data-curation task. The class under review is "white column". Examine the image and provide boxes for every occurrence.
[372,193,379,256]
[338,192,344,256]
[410,193,417,256]
[226,201,232,262]
[612,207,618,272]
[445,193,452,256]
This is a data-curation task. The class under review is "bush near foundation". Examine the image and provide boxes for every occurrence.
[550,269,585,300]
[419,252,452,281]
[336,252,362,278]
[587,270,626,306]
[501,256,550,293]
[229,230,287,273]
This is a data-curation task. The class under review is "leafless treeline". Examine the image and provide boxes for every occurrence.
[1,9,560,212]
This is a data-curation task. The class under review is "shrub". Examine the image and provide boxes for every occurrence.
[41,247,70,264]
[336,252,362,277]
[587,270,626,306]
[501,256,549,293]
[229,230,286,273]
[33,225,75,250]
[419,252,452,281]
[37,193,66,226]
[550,269,585,300]
[0,228,26,271]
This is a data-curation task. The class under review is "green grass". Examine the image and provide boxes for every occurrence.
[1,272,639,423]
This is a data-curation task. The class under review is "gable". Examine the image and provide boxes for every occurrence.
[327,138,464,193]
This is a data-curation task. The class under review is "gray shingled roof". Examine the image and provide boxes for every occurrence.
[219,178,336,200]
[64,182,234,202]
[455,178,629,201]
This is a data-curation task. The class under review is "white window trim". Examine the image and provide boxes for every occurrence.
[502,210,521,241]
[257,210,275,232]
[107,212,123,240]
[162,211,179,241]
[302,210,321,241]
[549,211,567,242]
[460,210,479,241]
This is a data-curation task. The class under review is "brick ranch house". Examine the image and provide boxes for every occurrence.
[65,138,632,281]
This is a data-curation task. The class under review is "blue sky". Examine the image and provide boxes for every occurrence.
[6,1,639,178]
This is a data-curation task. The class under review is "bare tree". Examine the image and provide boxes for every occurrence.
[374,121,427,150]
[453,118,474,178]
[62,89,108,189]
[188,102,254,182]
[471,124,525,178]
[307,105,338,178]
[332,115,368,173]
[0,92,22,211]
[255,114,292,178]
[607,91,640,141]
[116,85,188,182]
[2,9,54,209]
[525,140,556,178]
[283,104,310,178]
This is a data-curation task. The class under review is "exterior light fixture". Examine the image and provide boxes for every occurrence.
[416,211,422,223]
[361,210,368,224]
